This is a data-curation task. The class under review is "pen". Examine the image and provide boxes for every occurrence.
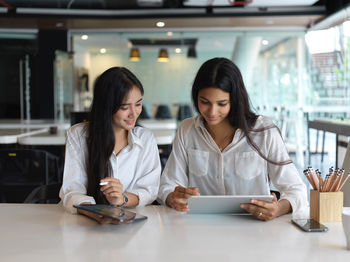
[99,181,109,186]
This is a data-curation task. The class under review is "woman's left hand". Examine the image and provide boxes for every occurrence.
[240,193,291,221]
[100,177,124,206]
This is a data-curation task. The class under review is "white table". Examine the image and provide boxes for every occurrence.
[0,128,48,144]
[17,129,175,146]
[0,119,70,129]
[18,129,67,146]
[0,204,349,262]
[138,119,177,130]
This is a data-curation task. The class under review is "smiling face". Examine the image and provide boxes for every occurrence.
[197,87,231,127]
[112,86,142,131]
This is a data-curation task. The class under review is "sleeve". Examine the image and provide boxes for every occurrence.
[59,127,96,214]
[157,122,190,204]
[265,128,308,218]
[127,132,161,207]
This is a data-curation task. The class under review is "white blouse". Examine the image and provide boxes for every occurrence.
[158,115,308,215]
[60,123,161,214]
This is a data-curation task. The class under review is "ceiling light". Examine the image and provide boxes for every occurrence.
[81,35,88,40]
[167,31,173,36]
[175,48,181,53]
[156,21,165,28]
[100,48,106,54]
[187,46,197,58]
[157,49,169,62]
[262,40,269,45]
[129,48,140,61]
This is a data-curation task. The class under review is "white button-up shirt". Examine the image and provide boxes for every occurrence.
[60,123,161,214]
[158,115,308,215]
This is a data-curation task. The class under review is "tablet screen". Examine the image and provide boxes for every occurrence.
[187,195,274,214]
[73,204,147,222]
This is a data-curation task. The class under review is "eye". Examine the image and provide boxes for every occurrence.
[218,103,228,107]
[120,106,128,111]
[136,103,142,107]
[199,100,209,105]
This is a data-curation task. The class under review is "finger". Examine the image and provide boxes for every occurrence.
[184,187,200,196]
[101,185,123,194]
[105,192,123,198]
[250,198,272,209]
[174,186,187,193]
[271,192,278,202]
[173,191,194,200]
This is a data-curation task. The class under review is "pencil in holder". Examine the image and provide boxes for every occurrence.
[310,190,343,222]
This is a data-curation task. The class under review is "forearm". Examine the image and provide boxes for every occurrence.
[276,199,292,217]
[124,192,139,207]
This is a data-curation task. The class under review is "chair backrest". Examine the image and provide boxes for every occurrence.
[177,104,193,121]
[155,105,172,119]
[139,105,150,119]
[24,183,62,204]
[0,149,59,203]
[70,111,89,126]
[342,143,350,206]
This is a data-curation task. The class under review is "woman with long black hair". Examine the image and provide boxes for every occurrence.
[60,67,161,224]
[158,58,307,221]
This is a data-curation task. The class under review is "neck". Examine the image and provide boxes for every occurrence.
[113,127,128,141]
[204,118,235,139]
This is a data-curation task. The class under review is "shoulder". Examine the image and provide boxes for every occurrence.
[177,116,197,133]
[132,125,156,145]
[253,115,275,129]
[67,122,88,138]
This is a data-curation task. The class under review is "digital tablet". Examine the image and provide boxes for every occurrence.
[73,204,147,222]
[187,195,274,214]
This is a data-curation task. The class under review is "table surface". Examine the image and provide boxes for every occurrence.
[0,204,349,262]
[308,119,350,136]
[0,119,70,129]
[16,128,175,146]
[0,128,48,144]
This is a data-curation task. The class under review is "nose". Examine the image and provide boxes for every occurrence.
[129,106,139,118]
[208,104,217,115]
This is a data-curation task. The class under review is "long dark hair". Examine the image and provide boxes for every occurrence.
[192,57,291,166]
[86,67,144,203]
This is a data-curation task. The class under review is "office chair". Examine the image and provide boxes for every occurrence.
[155,105,172,119]
[0,149,60,203]
[70,111,89,126]
[177,104,193,121]
[24,183,62,204]
[139,105,150,119]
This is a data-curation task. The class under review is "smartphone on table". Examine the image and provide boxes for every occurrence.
[292,219,328,232]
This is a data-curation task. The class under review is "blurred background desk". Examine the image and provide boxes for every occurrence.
[0,128,48,144]
[18,129,67,146]
[0,204,349,262]
[0,119,70,130]
[308,119,350,167]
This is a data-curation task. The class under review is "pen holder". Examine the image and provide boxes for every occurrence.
[310,190,343,222]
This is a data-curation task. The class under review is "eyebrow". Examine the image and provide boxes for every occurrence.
[199,96,229,103]
[121,98,143,106]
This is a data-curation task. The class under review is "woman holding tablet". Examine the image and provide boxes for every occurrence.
[158,58,307,221]
[60,67,161,224]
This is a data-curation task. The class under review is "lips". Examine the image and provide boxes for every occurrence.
[206,116,218,121]
[125,119,135,125]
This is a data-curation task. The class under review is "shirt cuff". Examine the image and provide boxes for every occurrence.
[62,194,96,214]
[158,186,175,205]
[127,189,156,207]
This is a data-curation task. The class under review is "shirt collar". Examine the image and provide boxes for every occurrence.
[128,128,144,149]
[194,115,206,131]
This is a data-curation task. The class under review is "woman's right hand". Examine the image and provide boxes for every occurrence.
[166,186,200,212]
